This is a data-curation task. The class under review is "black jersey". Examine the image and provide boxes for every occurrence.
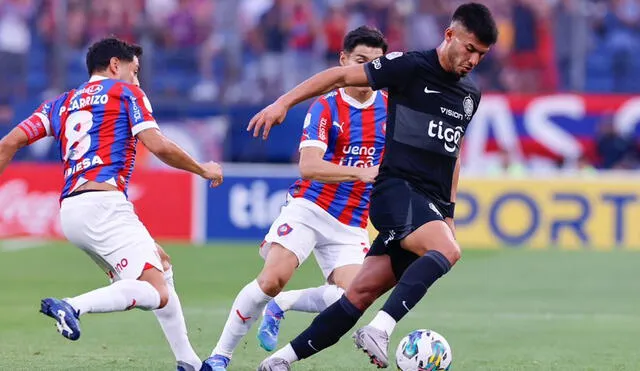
[364,49,481,210]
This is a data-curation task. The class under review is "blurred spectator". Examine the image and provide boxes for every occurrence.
[323,4,348,66]
[0,0,34,121]
[3,0,640,102]
[283,0,321,90]
[595,117,637,169]
[406,0,448,51]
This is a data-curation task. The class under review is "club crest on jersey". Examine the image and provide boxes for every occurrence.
[463,95,474,120]
[277,223,293,237]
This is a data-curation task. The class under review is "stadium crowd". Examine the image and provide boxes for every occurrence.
[0,0,639,169]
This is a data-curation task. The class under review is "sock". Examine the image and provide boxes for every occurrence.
[290,295,363,360]
[368,311,397,336]
[153,268,201,369]
[212,279,272,358]
[66,279,161,315]
[380,250,451,324]
[270,343,299,364]
[274,285,344,313]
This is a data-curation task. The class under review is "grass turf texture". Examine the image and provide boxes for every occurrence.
[1,242,638,370]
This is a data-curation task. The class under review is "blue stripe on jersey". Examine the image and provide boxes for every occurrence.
[324,99,340,158]
[326,104,360,217]
[348,188,370,226]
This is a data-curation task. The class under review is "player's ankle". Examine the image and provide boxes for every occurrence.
[369,311,396,337]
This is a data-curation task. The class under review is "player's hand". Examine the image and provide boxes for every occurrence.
[201,161,223,188]
[247,99,289,140]
[445,217,455,239]
[358,165,379,183]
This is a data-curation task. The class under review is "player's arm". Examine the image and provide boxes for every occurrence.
[297,98,378,184]
[0,128,29,174]
[126,85,223,187]
[0,106,53,175]
[248,51,416,139]
[299,147,377,184]
[136,128,222,187]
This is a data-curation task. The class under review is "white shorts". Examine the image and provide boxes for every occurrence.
[60,191,163,281]
[260,197,370,279]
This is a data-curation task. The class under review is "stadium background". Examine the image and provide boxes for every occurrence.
[1,1,640,370]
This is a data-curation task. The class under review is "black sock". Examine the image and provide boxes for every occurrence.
[381,250,451,322]
[290,295,363,360]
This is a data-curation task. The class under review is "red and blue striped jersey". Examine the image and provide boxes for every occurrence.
[17,76,158,199]
[289,88,387,228]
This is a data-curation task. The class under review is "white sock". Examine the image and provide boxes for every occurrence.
[66,279,161,315]
[153,268,201,369]
[274,285,344,313]
[212,279,272,358]
[270,343,299,364]
[369,310,397,336]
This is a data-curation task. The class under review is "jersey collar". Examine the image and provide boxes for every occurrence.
[339,88,377,109]
[89,75,109,83]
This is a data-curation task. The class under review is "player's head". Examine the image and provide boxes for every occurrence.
[441,2,498,78]
[86,37,143,84]
[340,26,387,94]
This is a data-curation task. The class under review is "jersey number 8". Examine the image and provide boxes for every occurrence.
[64,111,94,161]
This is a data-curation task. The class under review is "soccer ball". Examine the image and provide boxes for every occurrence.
[395,329,452,371]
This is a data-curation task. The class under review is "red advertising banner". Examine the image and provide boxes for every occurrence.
[0,163,193,241]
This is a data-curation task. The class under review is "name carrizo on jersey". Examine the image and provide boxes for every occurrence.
[364,49,481,208]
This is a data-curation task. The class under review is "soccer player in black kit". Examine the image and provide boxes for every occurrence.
[249,3,498,370]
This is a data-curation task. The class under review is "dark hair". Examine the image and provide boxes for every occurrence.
[452,3,498,46]
[86,37,143,76]
[343,26,388,54]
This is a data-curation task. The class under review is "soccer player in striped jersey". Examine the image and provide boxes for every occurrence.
[201,26,387,371]
[0,37,223,371]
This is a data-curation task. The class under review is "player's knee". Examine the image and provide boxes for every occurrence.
[438,241,461,266]
[345,284,378,311]
[257,273,286,297]
[156,286,169,309]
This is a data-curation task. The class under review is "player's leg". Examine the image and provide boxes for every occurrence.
[203,243,299,370]
[369,221,457,334]
[153,243,202,371]
[259,247,397,369]
[357,186,458,367]
[204,208,317,370]
[40,193,169,341]
[257,215,368,351]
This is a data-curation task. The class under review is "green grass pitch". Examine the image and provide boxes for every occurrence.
[1,242,639,370]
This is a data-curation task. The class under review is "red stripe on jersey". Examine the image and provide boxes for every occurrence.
[294,179,313,199]
[317,99,332,144]
[334,95,354,225]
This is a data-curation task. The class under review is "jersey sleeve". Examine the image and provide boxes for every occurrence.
[364,51,418,91]
[17,100,54,144]
[124,85,158,136]
[299,98,332,153]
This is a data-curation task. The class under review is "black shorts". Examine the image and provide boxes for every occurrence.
[366,177,446,278]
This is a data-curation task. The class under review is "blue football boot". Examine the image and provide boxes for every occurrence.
[40,297,81,341]
[200,354,230,371]
[257,300,285,351]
